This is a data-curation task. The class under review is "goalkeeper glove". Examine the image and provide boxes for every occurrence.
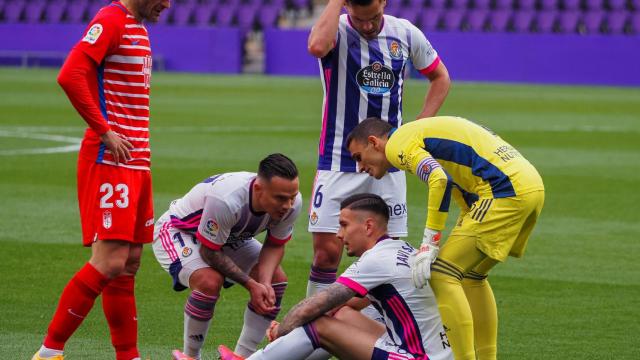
[411,228,441,289]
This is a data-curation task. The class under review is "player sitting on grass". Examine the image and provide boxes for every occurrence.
[152,154,302,360]
[218,193,453,360]
[346,117,545,360]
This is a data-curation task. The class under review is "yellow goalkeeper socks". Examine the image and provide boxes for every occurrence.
[430,259,476,360]
[463,273,498,360]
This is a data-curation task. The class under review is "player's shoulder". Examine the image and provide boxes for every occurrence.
[90,2,129,25]
[207,172,254,202]
[384,14,419,31]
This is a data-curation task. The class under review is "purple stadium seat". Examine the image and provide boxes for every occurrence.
[398,7,421,24]
[539,0,558,10]
[535,10,556,32]
[441,9,464,30]
[428,0,447,10]
[582,10,605,33]
[488,9,512,31]
[237,3,259,30]
[466,9,488,31]
[518,0,536,10]
[606,10,628,33]
[0,0,6,14]
[385,1,401,16]
[45,0,67,23]
[257,4,280,29]
[449,0,469,9]
[291,0,309,10]
[25,0,46,23]
[557,11,579,32]
[194,3,218,26]
[215,4,237,26]
[419,9,442,31]
[562,0,580,10]
[632,0,640,10]
[584,0,604,10]
[474,0,491,9]
[630,12,640,33]
[607,0,626,10]
[88,1,107,20]
[512,10,534,31]
[66,0,89,23]
[407,0,425,7]
[173,3,195,25]
[4,0,26,23]
[494,0,514,9]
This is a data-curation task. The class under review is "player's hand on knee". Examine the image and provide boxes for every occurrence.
[267,320,280,342]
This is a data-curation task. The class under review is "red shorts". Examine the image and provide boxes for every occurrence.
[77,158,154,246]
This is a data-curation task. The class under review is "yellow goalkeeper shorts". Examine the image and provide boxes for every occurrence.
[449,190,545,262]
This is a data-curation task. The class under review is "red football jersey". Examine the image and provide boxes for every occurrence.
[75,1,153,171]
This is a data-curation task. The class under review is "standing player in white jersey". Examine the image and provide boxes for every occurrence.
[218,193,452,360]
[152,154,303,360]
[33,1,170,360]
[306,0,451,301]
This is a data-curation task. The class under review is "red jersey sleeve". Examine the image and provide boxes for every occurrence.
[74,7,124,65]
[57,50,110,135]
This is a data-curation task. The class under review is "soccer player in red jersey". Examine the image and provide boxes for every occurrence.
[33,1,170,360]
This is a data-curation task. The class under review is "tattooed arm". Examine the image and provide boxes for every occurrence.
[200,245,250,285]
[200,246,274,313]
[276,283,357,337]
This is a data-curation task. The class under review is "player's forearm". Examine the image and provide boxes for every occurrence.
[256,242,285,285]
[308,0,342,58]
[277,283,355,337]
[417,64,451,119]
[199,246,250,286]
[425,173,450,231]
[57,49,110,135]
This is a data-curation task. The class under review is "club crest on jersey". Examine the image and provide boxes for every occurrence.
[103,210,112,229]
[389,41,403,59]
[182,247,193,257]
[309,211,319,225]
[83,24,103,44]
[356,61,395,94]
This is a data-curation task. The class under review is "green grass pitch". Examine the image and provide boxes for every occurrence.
[1,68,639,359]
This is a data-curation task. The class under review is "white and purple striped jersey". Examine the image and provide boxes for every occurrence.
[165,172,302,251]
[317,14,440,172]
[337,238,451,359]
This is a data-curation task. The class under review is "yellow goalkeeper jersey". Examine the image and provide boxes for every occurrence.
[385,116,544,231]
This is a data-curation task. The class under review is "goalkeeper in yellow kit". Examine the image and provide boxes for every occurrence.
[345,116,545,360]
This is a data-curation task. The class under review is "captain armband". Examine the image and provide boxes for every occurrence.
[416,157,443,183]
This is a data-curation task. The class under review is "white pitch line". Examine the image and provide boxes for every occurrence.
[0,130,81,156]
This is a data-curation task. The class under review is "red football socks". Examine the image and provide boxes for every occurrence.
[43,262,110,350]
[102,275,139,360]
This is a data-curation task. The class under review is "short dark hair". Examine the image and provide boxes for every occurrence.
[258,153,298,181]
[345,117,393,149]
[340,193,389,222]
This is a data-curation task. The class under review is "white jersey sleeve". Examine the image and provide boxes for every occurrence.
[196,195,236,250]
[405,20,440,74]
[266,194,303,245]
[336,251,393,296]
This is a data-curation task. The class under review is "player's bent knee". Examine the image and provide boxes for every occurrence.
[333,306,358,321]
[189,268,224,296]
[272,266,287,283]
[312,247,342,268]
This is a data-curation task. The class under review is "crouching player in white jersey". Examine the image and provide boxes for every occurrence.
[152,154,303,360]
[218,194,453,360]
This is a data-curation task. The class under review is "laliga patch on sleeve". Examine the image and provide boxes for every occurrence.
[83,23,103,44]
